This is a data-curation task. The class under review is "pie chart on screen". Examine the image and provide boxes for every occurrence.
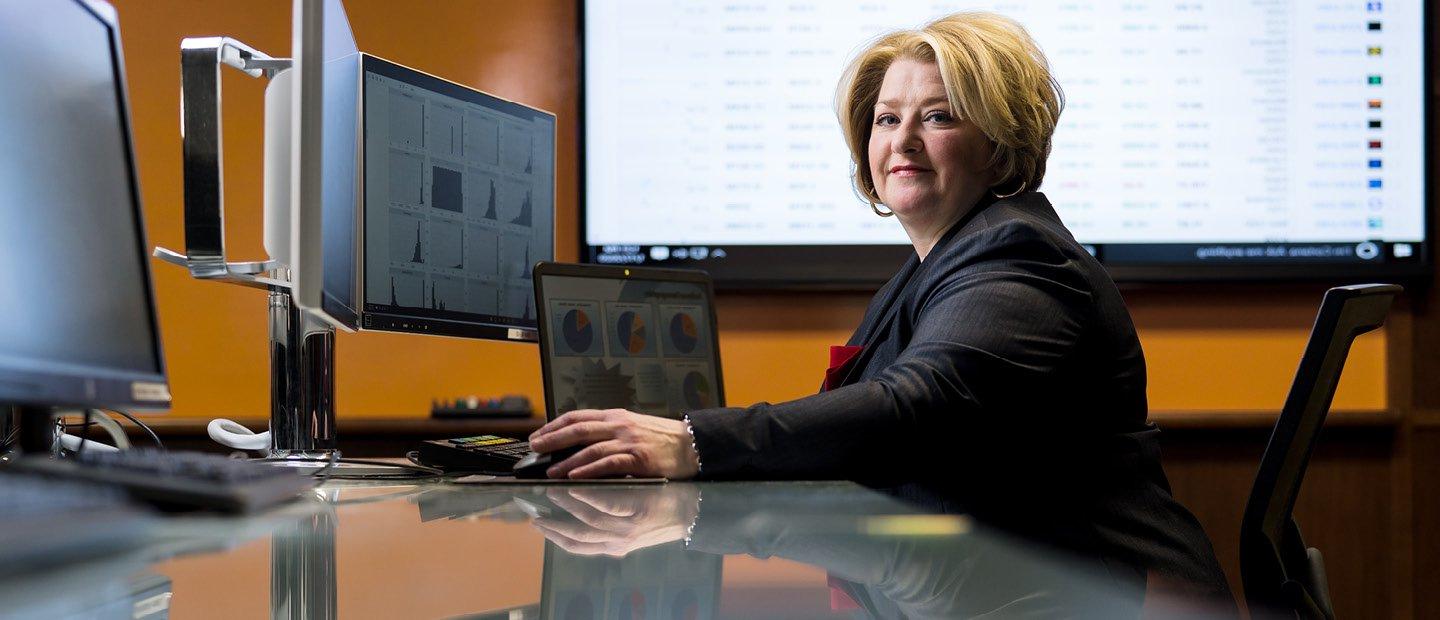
[682,372,712,409]
[616,311,647,354]
[669,313,698,353]
[562,309,594,353]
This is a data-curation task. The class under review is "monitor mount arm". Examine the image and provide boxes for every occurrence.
[153,37,337,461]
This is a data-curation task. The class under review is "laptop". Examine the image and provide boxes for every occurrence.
[533,262,726,419]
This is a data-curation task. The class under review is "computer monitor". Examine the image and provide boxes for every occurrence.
[337,53,557,341]
[533,264,724,420]
[582,1,1431,285]
[289,0,361,329]
[0,0,171,448]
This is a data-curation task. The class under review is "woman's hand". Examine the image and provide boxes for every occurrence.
[528,409,701,479]
[531,486,700,557]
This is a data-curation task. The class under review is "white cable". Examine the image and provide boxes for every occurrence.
[86,410,131,450]
[58,434,120,453]
[206,418,271,451]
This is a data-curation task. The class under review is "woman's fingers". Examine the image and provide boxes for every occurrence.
[530,408,627,442]
[543,488,626,530]
[532,520,627,557]
[531,420,621,454]
[545,439,623,478]
[565,488,641,517]
[568,453,644,479]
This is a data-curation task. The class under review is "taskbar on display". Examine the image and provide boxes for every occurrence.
[361,304,537,341]
[586,240,1429,288]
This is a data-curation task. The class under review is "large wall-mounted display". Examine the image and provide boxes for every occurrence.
[581,1,1430,286]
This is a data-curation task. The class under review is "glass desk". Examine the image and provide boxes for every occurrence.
[3,480,1231,619]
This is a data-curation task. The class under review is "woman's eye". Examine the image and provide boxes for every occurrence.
[925,111,954,123]
[874,114,898,126]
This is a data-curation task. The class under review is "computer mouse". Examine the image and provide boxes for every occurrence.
[513,446,582,479]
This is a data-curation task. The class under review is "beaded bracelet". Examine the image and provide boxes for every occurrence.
[682,414,703,475]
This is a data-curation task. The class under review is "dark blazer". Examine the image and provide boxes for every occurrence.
[688,192,1234,604]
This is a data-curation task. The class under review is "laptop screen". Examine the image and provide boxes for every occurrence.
[535,264,724,420]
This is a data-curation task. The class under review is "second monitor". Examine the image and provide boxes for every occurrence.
[324,53,557,341]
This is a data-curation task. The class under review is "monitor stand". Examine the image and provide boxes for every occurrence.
[13,405,59,456]
[153,37,349,468]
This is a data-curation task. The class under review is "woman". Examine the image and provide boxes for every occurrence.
[531,13,1233,602]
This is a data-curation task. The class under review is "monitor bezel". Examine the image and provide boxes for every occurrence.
[533,262,727,421]
[0,0,171,411]
[577,0,1435,289]
[355,53,558,342]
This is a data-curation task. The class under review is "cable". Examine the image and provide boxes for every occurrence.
[206,418,269,451]
[57,433,120,453]
[104,409,163,451]
[85,410,131,450]
[74,409,92,457]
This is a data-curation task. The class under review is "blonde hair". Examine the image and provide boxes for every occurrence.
[835,12,1063,203]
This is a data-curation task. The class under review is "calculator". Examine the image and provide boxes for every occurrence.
[415,435,533,473]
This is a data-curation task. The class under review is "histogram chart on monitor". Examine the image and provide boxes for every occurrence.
[361,54,555,340]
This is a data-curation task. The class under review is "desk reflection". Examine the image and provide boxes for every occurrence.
[1,482,1234,618]
[418,483,1153,619]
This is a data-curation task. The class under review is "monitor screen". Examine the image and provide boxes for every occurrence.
[0,0,169,408]
[535,265,724,420]
[360,55,556,339]
[582,1,1430,285]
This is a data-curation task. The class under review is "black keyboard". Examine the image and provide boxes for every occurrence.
[0,470,156,573]
[10,449,317,514]
[415,435,532,473]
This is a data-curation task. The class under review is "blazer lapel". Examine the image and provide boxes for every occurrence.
[847,253,919,347]
[835,200,997,388]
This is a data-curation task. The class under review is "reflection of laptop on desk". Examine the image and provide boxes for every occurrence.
[534,262,726,420]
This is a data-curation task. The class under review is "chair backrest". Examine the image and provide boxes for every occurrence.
[1240,283,1401,618]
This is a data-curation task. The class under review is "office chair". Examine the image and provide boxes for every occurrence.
[1240,283,1401,619]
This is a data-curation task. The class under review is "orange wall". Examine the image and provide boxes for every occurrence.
[112,0,1385,421]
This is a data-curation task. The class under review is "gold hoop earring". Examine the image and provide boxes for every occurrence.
[870,202,894,217]
[992,181,1027,199]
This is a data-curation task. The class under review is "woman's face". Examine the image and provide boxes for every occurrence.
[868,59,996,225]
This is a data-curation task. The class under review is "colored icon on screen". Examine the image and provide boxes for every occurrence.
[1368,179,1383,189]
[1368,99,1383,109]
[562,308,595,353]
[669,313,699,353]
[1368,75,1382,85]
[1369,159,1382,169]
[1368,217,1383,230]
[1367,46,1382,56]
[615,311,647,354]
[1366,1,1381,11]
[682,371,712,409]
[1368,21,1382,31]
[1369,119,1383,129]
[1369,139,1383,149]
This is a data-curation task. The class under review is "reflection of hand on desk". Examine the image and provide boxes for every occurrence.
[528,485,700,557]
